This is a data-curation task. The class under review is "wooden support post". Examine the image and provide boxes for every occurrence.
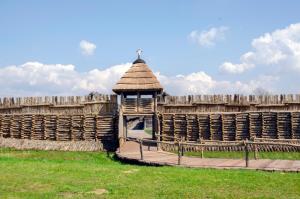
[156,115,161,151]
[118,137,122,153]
[178,141,181,165]
[137,92,140,113]
[180,137,184,156]
[124,116,128,138]
[139,139,143,160]
[244,141,249,167]
[152,114,156,140]
[254,143,258,160]
[201,146,204,158]
[157,133,161,151]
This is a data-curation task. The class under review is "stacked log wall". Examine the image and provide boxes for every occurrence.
[159,112,300,142]
[0,113,118,151]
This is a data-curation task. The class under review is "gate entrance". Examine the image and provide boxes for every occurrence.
[125,115,153,139]
[112,50,163,141]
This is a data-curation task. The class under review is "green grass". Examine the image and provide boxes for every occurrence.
[0,148,299,199]
[182,151,300,160]
[144,128,152,135]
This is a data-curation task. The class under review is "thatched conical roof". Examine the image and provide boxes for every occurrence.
[113,59,163,94]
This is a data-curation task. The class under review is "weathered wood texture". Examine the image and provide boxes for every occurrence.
[159,112,300,143]
[160,141,300,152]
[0,94,118,115]
[0,113,118,151]
[122,98,154,114]
[117,141,300,171]
[158,94,300,112]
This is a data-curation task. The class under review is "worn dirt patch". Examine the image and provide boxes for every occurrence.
[59,192,77,198]
[88,188,108,195]
[123,169,139,174]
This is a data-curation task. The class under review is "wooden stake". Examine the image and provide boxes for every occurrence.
[244,141,249,167]
[254,143,258,160]
[178,141,181,165]
[139,139,143,160]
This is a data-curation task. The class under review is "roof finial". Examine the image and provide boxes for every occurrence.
[136,48,143,59]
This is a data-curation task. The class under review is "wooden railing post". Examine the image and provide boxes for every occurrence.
[139,139,143,160]
[178,141,181,165]
[244,140,249,167]
[118,137,121,153]
[181,137,184,156]
[254,143,258,160]
[157,133,161,151]
[201,146,204,158]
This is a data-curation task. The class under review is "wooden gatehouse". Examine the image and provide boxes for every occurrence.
[113,50,163,140]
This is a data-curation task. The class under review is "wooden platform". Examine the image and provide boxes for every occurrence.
[116,141,300,172]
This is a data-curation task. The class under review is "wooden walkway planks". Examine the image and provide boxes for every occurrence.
[117,141,300,172]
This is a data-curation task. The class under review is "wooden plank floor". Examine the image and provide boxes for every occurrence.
[116,141,300,172]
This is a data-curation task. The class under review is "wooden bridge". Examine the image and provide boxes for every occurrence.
[116,138,300,172]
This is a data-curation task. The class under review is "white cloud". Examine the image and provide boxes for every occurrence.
[157,72,276,95]
[220,23,300,74]
[3,23,300,97]
[189,26,229,47]
[0,61,273,97]
[0,62,131,96]
[79,40,96,56]
[219,62,254,74]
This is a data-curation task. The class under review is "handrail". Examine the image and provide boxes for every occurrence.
[254,138,300,142]
[124,136,300,148]
[140,139,300,148]
[122,136,300,168]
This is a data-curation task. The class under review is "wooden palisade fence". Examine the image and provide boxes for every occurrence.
[159,112,300,143]
[0,94,118,151]
[158,94,300,112]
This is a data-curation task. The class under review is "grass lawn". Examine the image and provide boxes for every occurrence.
[144,128,152,135]
[183,151,300,160]
[0,148,300,199]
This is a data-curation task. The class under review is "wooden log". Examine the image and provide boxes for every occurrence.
[71,115,84,141]
[174,114,187,140]
[262,112,277,139]
[198,114,210,140]
[292,112,300,139]
[210,113,222,141]
[44,115,57,140]
[277,112,292,139]
[83,115,96,141]
[186,114,199,141]
[1,115,12,138]
[222,113,236,141]
[236,113,249,140]
[57,115,71,141]
[249,112,262,138]
[31,115,44,140]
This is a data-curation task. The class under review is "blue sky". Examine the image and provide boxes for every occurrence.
[1,1,300,96]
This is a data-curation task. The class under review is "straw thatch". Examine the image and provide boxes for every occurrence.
[113,62,163,93]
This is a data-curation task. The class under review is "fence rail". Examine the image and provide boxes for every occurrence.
[123,135,300,167]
